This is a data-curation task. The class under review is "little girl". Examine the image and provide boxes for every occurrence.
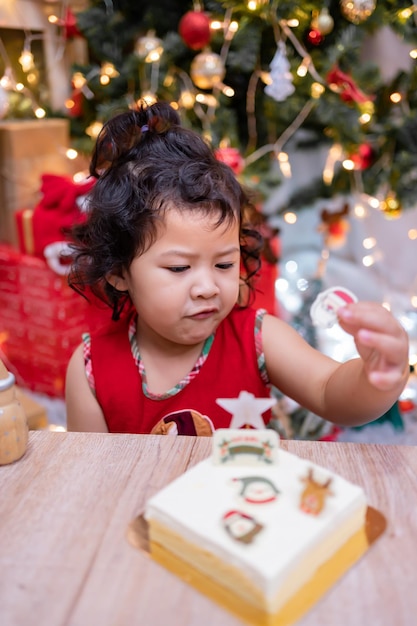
[65,101,409,435]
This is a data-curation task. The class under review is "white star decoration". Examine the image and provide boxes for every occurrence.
[216,391,276,430]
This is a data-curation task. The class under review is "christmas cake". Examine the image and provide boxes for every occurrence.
[144,429,373,626]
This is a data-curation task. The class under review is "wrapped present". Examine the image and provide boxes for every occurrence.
[16,173,95,272]
[0,119,73,245]
[0,244,91,397]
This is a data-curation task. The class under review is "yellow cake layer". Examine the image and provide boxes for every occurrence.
[148,506,366,614]
[150,522,369,626]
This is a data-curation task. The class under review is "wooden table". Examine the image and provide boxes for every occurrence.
[0,431,416,626]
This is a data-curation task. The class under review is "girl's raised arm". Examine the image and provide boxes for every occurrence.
[261,302,409,428]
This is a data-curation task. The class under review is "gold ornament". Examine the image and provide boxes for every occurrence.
[380,192,402,219]
[340,0,376,25]
[190,50,225,90]
[134,30,163,61]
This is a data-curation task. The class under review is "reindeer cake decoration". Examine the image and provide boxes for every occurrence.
[299,469,334,515]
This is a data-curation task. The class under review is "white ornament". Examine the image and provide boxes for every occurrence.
[316,8,334,35]
[264,41,295,102]
[216,390,276,429]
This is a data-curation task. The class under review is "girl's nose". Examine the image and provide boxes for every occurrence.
[191,270,220,299]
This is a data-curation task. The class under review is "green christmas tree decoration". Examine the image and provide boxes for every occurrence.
[59,0,417,213]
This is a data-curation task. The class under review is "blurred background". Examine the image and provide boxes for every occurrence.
[0,0,416,442]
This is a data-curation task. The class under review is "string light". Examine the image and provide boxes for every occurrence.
[65,96,76,112]
[19,50,34,73]
[26,72,38,86]
[276,151,292,178]
[0,67,14,90]
[179,90,195,109]
[221,84,235,97]
[398,7,414,20]
[147,49,162,63]
[390,92,402,103]
[354,203,367,218]
[73,170,89,183]
[311,82,325,98]
[283,212,297,224]
[323,144,343,185]
[66,148,78,160]
[101,62,119,78]
[359,112,372,124]
[140,92,158,106]
[72,72,87,89]
[362,237,376,250]
[296,60,308,78]
[195,93,218,107]
[246,0,268,10]
[362,254,375,267]
[85,121,103,138]
[342,158,355,171]
[259,71,272,85]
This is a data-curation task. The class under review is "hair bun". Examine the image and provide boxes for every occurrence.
[90,102,181,176]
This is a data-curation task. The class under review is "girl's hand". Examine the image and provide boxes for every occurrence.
[337,302,409,392]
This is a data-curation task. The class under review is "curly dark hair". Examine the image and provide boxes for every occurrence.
[68,100,263,320]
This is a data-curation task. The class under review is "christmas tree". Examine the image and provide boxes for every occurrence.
[62,0,417,215]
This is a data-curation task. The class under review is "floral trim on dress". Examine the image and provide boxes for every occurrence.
[82,308,269,394]
[128,316,215,400]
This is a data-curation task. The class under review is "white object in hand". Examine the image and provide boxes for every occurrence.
[310,286,358,329]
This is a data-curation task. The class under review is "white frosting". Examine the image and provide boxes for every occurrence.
[145,448,367,606]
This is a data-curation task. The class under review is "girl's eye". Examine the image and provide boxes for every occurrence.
[166,266,189,273]
[216,263,235,270]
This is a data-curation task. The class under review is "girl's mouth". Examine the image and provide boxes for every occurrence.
[189,309,217,320]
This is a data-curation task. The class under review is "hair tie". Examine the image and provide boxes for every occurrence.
[141,124,149,133]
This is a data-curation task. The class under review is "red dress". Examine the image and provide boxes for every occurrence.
[89,306,272,434]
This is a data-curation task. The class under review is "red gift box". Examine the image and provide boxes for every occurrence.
[0,244,91,397]
[15,173,94,259]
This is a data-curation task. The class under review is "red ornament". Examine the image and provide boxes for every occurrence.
[327,66,372,104]
[348,143,374,170]
[63,8,82,39]
[306,28,324,46]
[65,79,84,118]
[215,147,244,175]
[399,399,415,413]
[179,11,211,50]
[66,90,83,118]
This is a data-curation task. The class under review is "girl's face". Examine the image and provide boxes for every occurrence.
[114,208,241,348]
